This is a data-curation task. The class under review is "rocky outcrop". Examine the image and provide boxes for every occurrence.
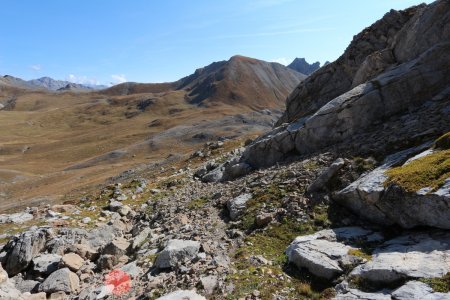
[237,0,450,169]
[335,146,450,229]
[3,228,50,276]
[155,239,201,269]
[286,227,382,280]
[290,229,450,299]
[278,1,448,125]
[349,231,450,284]
[241,41,450,168]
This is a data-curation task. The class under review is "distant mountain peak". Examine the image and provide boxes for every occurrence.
[27,77,106,91]
[288,58,322,75]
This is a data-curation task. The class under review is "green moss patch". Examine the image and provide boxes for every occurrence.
[419,273,450,293]
[386,149,450,192]
[187,197,208,210]
[229,211,337,299]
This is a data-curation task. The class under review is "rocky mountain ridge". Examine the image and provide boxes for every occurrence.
[28,77,106,91]
[103,55,307,110]
[287,58,323,76]
[0,75,106,91]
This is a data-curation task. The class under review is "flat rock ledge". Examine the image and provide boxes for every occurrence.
[286,227,382,280]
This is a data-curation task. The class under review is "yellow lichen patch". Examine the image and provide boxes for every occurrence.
[435,132,450,150]
[348,248,372,261]
[386,149,450,192]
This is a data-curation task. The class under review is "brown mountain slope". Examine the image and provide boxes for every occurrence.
[101,55,306,110]
[0,54,302,211]
[178,55,306,109]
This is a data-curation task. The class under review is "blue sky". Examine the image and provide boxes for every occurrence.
[0,0,431,85]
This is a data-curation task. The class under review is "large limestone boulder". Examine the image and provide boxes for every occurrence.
[3,228,50,276]
[286,227,382,280]
[155,239,200,269]
[39,268,79,294]
[349,231,450,284]
[335,146,450,229]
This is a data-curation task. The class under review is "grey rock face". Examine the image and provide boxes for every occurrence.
[227,193,252,220]
[242,41,450,168]
[86,225,121,250]
[155,239,200,269]
[39,268,79,294]
[4,228,49,276]
[288,238,353,279]
[237,1,450,170]
[156,290,206,300]
[335,146,450,229]
[279,1,447,126]
[286,227,379,279]
[31,253,61,275]
[350,231,450,284]
[392,281,450,300]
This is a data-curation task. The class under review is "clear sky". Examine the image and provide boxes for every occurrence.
[0,0,432,85]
